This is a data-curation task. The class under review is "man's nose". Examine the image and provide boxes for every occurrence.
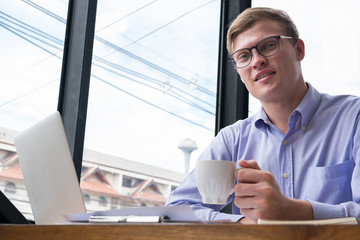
[250,49,267,67]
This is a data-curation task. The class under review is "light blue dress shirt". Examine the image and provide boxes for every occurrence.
[166,83,360,222]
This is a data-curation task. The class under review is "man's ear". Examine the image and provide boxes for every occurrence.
[296,39,305,61]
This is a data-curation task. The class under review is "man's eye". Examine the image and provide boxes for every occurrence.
[260,41,278,52]
[236,52,250,62]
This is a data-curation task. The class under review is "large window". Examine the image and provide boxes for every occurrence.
[0,1,68,129]
[1,0,221,218]
[7,0,360,218]
[81,0,221,210]
[0,0,68,220]
[85,0,220,172]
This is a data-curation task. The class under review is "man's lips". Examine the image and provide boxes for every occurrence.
[254,71,276,81]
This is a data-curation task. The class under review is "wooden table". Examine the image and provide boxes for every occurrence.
[1,223,359,240]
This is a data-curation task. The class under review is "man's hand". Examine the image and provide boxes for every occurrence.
[234,160,313,223]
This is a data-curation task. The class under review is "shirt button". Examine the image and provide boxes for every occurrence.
[283,140,288,145]
[283,172,289,179]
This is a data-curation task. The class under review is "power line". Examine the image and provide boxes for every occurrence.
[0,79,59,108]
[123,0,217,48]
[0,14,214,129]
[1,3,217,130]
[96,36,215,97]
[0,12,212,111]
[0,17,62,52]
[1,11,63,45]
[92,58,214,115]
[92,74,213,131]
[94,0,217,88]
[115,32,216,87]
[1,6,216,108]
[20,0,217,97]
[22,0,66,24]
[0,21,61,59]
[0,13,214,114]
[93,55,215,111]
[95,0,159,33]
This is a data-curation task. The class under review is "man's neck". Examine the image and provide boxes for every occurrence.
[261,84,308,135]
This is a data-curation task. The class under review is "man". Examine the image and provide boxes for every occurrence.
[166,7,360,224]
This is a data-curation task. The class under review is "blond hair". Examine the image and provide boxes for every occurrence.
[226,7,299,54]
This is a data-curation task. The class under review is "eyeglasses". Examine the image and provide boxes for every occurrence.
[229,35,293,69]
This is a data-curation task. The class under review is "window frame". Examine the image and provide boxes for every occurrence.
[58,0,98,181]
[58,0,251,181]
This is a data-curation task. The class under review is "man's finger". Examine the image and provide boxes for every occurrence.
[238,159,261,170]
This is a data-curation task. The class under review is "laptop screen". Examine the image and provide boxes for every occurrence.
[15,111,86,224]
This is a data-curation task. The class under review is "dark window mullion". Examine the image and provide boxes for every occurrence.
[216,0,251,214]
[58,0,98,181]
[216,0,251,134]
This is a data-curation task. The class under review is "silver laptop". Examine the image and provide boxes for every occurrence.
[14,111,86,224]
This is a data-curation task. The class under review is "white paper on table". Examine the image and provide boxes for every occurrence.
[63,205,200,223]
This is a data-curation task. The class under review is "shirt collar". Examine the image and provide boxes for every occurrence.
[294,82,322,131]
[254,82,322,132]
[254,108,270,130]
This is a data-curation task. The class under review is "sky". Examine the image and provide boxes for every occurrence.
[85,0,221,172]
[0,0,220,173]
[2,0,360,174]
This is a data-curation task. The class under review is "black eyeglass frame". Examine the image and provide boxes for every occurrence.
[228,35,294,69]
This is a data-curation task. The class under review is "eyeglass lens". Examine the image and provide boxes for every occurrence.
[231,36,281,68]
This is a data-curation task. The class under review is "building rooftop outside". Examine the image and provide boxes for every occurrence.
[0,127,187,220]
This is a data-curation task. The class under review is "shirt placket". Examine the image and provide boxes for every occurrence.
[278,112,300,198]
[279,136,293,198]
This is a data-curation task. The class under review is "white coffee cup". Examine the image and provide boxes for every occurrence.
[195,160,236,204]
